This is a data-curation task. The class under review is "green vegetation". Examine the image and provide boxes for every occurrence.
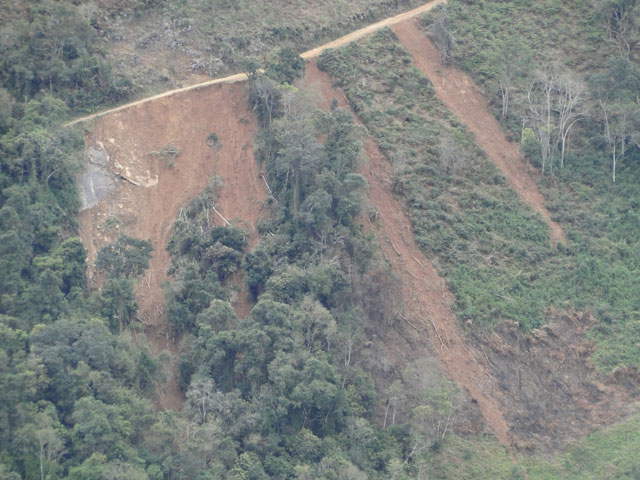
[439,0,640,369]
[1,0,639,477]
[151,65,464,477]
[0,1,161,478]
[91,0,430,93]
[418,413,640,479]
[319,23,640,371]
[150,143,180,168]
[0,1,133,112]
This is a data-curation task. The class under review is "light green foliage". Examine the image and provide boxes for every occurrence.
[104,0,429,93]
[319,25,640,373]
[418,414,640,479]
[442,0,640,369]
[319,30,558,332]
[150,143,179,168]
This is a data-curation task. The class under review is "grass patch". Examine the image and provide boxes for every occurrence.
[319,27,640,371]
[424,415,640,479]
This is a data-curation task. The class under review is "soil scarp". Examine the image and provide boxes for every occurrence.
[479,312,640,453]
[79,82,264,410]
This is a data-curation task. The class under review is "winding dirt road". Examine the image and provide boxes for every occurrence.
[65,0,446,127]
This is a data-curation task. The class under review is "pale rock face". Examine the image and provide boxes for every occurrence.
[79,146,116,210]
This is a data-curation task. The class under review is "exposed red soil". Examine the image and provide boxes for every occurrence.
[79,82,264,410]
[479,312,640,453]
[301,60,513,449]
[392,20,566,247]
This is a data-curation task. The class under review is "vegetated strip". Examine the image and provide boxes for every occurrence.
[303,60,514,449]
[391,20,566,247]
[64,0,446,127]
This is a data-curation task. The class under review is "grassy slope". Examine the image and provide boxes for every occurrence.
[319,29,570,336]
[442,0,640,370]
[319,23,640,478]
[94,0,431,96]
[423,415,640,479]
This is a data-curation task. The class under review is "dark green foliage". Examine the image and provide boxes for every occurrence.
[168,75,413,478]
[0,1,132,111]
[265,47,306,85]
[243,249,274,300]
[165,181,249,337]
[0,4,153,477]
[96,235,152,279]
[100,278,138,333]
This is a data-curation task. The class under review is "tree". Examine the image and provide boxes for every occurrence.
[590,57,640,181]
[265,47,305,85]
[555,74,589,168]
[296,296,336,353]
[487,37,533,121]
[526,66,560,174]
[439,130,468,176]
[526,66,589,172]
[101,278,138,333]
[270,94,325,215]
[96,236,152,279]
[594,0,640,57]
[186,377,216,424]
[428,6,455,65]
[250,75,282,127]
[15,409,65,480]
[401,360,462,461]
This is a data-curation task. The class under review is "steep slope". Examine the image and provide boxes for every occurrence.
[79,82,264,409]
[392,20,566,247]
[65,0,446,128]
[301,60,513,448]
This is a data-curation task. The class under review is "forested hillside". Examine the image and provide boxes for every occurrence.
[1,0,639,479]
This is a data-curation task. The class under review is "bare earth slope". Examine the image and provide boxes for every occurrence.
[302,60,513,449]
[392,20,566,247]
[79,83,264,409]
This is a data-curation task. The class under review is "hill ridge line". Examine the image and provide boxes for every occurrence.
[64,0,446,127]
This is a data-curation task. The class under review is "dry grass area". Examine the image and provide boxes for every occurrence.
[92,0,429,94]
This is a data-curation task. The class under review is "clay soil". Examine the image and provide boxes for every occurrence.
[392,20,566,247]
[79,82,264,410]
[301,60,513,448]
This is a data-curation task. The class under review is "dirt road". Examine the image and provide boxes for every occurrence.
[392,20,566,246]
[65,0,446,127]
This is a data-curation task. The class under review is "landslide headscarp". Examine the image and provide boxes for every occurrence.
[78,82,264,409]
